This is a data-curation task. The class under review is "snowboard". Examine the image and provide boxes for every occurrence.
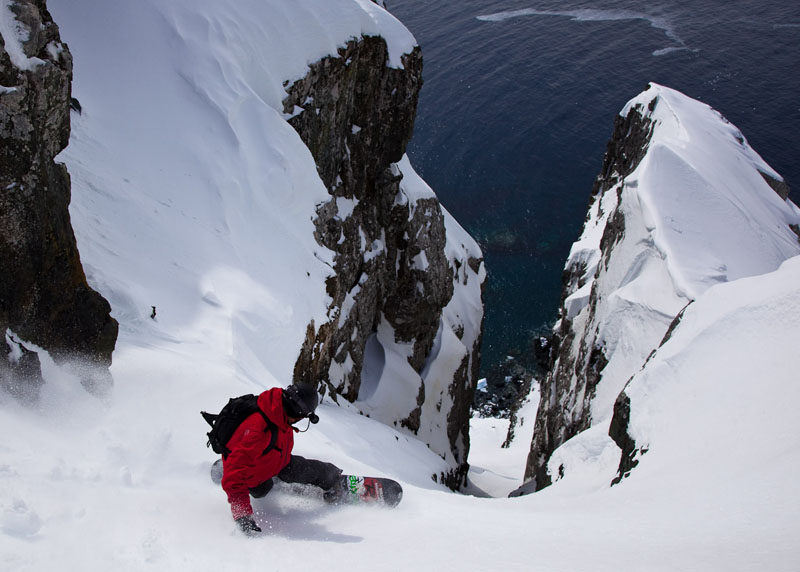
[323,474,403,508]
[210,460,402,508]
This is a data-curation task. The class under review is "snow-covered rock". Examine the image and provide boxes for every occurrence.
[0,0,117,397]
[283,37,483,487]
[522,83,800,491]
[609,255,800,483]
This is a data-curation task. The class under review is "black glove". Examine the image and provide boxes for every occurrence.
[235,515,262,536]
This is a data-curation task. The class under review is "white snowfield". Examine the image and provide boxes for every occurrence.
[1,1,799,571]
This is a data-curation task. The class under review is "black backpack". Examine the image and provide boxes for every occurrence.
[201,394,278,459]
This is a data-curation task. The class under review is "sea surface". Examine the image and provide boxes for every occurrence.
[388,0,800,375]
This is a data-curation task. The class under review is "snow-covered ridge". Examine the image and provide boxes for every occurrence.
[620,84,800,299]
[156,0,416,116]
[612,255,800,482]
[570,83,800,317]
[522,82,800,491]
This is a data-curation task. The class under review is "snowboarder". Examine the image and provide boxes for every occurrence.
[213,383,342,536]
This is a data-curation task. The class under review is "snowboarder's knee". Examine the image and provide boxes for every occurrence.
[249,478,274,499]
[277,455,341,489]
[320,461,343,490]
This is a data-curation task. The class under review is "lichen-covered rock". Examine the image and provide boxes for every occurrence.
[0,0,117,396]
[285,35,484,488]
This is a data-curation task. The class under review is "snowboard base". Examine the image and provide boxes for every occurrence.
[323,474,403,508]
[211,458,223,485]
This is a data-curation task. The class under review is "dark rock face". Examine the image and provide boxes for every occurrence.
[759,171,791,201]
[284,37,427,397]
[2,331,43,400]
[284,36,483,488]
[0,0,118,397]
[608,391,636,485]
[521,100,656,490]
[608,302,688,485]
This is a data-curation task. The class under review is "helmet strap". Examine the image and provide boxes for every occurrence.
[295,417,312,432]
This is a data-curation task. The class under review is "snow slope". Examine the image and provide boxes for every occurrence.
[1,2,799,571]
[4,267,800,572]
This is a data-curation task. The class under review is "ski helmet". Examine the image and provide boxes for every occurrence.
[282,383,320,423]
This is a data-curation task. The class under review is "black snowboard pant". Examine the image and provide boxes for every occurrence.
[249,455,341,498]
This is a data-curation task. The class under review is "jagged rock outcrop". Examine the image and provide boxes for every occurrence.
[520,83,800,492]
[0,0,117,397]
[284,35,484,488]
[520,97,657,490]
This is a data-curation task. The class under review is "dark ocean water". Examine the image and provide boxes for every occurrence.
[388,0,800,375]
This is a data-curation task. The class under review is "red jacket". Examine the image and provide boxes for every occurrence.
[221,388,295,519]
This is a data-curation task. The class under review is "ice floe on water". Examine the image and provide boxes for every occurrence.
[476,8,694,56]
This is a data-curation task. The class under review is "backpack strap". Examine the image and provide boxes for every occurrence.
[258,409,281,457]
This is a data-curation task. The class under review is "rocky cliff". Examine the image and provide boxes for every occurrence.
[521,83,800,491]
[520,97,658,490]
[0,0,117,398]
[284,36,484,488]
